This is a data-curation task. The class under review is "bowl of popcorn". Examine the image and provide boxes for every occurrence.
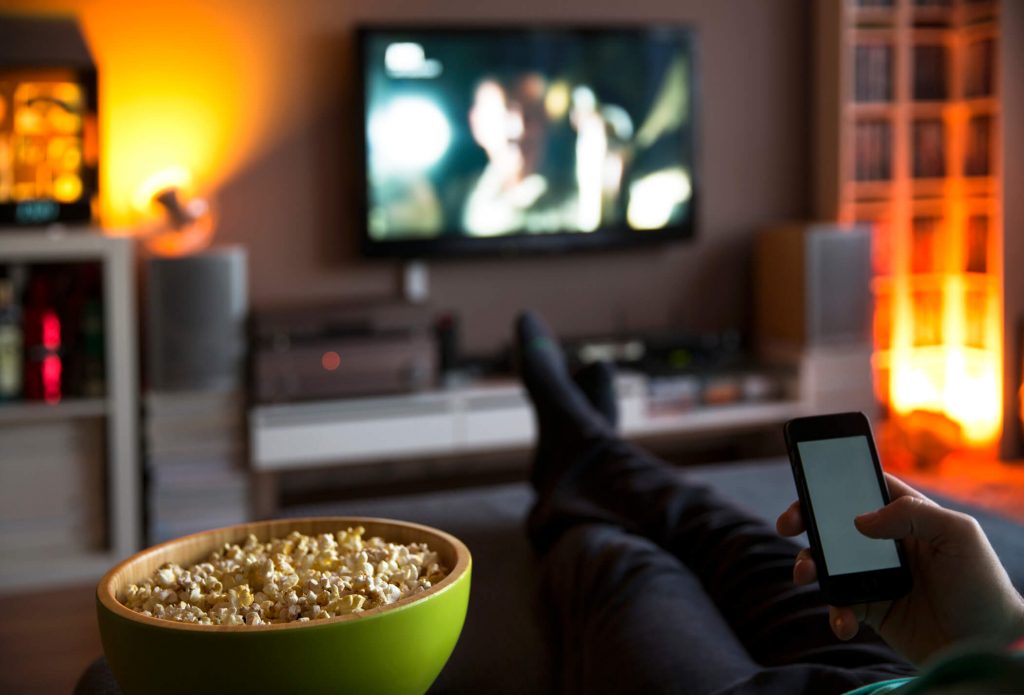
[96,517,471,695]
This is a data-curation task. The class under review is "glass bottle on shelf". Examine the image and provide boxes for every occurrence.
[22,272,63,404]
[81,297,104,397]
[0,271,23,401]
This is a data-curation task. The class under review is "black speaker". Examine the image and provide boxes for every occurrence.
[145,247,247,391]
[756,223,872,349]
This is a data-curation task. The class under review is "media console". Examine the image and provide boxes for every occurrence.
[248,343,875,516]
[252,374,789,466]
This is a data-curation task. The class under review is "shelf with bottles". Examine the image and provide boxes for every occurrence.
[0,229,139,592]
[0,261,106,407]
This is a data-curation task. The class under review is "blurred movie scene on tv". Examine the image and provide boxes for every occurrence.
[362,28,694,243]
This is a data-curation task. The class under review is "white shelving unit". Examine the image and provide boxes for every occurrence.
[250,339,886,474]
[0,229,140,592]
[248,345,880,516]
[251,379,810,473]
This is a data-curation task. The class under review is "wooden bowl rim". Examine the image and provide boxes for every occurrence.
[97,516,472,633]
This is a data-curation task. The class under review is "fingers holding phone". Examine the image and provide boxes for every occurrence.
[782,413,912,607]
[853,480,982,552]
[779,413,1024,663]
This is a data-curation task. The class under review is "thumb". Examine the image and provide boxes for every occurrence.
[855,495,965,544]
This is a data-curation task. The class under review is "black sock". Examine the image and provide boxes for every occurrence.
[573,361,618,429]
[515,312,610,493]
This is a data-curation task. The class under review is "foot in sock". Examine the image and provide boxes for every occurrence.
[515,312,613,493]
[573,361,618,429]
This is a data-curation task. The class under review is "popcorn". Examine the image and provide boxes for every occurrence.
[122,527,448,626]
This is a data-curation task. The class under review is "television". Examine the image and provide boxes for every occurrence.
[357,25,698,257]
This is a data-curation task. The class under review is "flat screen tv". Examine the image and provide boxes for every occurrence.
[357,25,698,257]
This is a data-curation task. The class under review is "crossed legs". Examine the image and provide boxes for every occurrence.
[517,313,915,695]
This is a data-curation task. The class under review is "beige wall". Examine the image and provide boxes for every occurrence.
[7,0,811,353]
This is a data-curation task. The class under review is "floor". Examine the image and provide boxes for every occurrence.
[896,452,1024,523]
[2,452,1022,694]
[0,583,102,695]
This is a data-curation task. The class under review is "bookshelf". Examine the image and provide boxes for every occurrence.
[814,0,1014,451]
[0,229,140,592]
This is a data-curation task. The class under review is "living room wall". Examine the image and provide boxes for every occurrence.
[5,0,810,354]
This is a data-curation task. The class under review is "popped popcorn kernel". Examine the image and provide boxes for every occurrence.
[121,528,448,626]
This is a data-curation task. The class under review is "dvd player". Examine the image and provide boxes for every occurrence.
[250,301,437,403]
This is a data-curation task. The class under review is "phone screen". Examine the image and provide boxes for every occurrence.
[797,435,901,576]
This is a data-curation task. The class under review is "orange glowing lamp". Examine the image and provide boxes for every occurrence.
[132,166,216,257]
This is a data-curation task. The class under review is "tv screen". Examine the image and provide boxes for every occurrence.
[358,26,697,257]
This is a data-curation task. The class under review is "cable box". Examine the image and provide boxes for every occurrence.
[250,302,437,403]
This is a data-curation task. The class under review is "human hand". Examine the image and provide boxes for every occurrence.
[777,474,1024,664]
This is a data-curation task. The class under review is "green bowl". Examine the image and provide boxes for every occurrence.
[97,517,471,695]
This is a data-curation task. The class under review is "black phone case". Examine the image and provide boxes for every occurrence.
[784,412,912,606]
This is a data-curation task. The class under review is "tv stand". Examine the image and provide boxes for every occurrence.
[247,366,829,517]
[248,343,876,517]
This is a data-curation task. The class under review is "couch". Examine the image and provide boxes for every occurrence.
[76,458,1024,694]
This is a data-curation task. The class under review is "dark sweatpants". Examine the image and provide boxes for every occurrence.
[528,431,917,695]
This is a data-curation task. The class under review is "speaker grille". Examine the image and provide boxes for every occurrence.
[807,227,871,345]
[146,248,248,391]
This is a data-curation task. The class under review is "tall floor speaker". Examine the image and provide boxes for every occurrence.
[145,247,248,391]
[756,223,872,349]
[756,223,876,417]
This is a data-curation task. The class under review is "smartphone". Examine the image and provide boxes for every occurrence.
[783,412,912,606]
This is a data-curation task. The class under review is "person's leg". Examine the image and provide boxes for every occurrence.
[539,522,915,695]
[518,312,915,676]
[541,522,759,695]
[572,361,618,429]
